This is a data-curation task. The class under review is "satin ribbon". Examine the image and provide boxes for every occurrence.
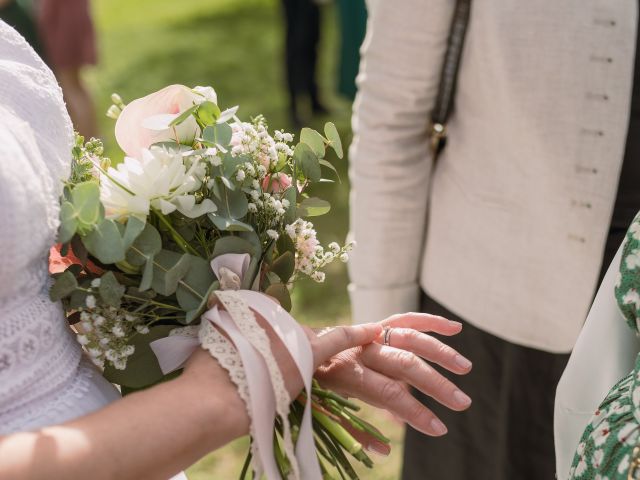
[150,253,321,480]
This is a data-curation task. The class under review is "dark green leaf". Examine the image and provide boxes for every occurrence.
[99,271,125,307]
[151,250,192,296]
[295,143,321,183]
[103,325,176,388]
[176,255,216,312]
[265,283,292,312]
[300,128,326,157]
[324,122,343,159]
[270,251,295,283]
[211,235,261,259]
[283,187,298,224]
[277,232,296,257]
[49,271,78,301]
[125,223,162,266]
[298,197,331,217]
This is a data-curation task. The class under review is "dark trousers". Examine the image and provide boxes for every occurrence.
[401,292,570,480]
[281,0,321,116]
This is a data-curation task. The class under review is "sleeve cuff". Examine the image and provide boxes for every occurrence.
[348,283,421,325]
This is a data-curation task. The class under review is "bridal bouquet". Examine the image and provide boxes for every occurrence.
[49,85,388,479]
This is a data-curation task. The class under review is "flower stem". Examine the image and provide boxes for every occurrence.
[153,210,201,257]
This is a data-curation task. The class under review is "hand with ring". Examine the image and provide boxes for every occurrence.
[313,313,472,448]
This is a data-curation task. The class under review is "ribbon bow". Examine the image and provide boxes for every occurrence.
[150,253,321,480]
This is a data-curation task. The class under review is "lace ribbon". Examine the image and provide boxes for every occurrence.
[150,253,321,480]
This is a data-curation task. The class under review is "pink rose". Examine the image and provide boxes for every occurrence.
[115,85,204,158]
[262,173,292,193]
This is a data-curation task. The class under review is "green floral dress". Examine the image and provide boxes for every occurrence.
[569,214,640,480]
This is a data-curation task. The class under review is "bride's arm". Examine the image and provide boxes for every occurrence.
[0,323,382,480]
[0,350,248,480]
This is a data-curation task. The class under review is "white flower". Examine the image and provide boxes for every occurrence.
[77,334,89,346]
[210,155,222,167]
[339,253,349,263]
[192,85,217,105]
[626,249,640,270]
[248,203,258,213]
[574,458,587,477]
[591,449,604,468]
[282,198,290,209]
[266,230,279,240]
[329,242,340,254]
[85,295,96,309]
[100,146,217,220]
[136,324,150,335]
[618,454,630,473]
[312,271,325,283]
[90,278,101,288]
[112,325,126,338]
[630,221,640,241]
[622,289,640,309]
[81,321,93,332]
[236,169,246,182]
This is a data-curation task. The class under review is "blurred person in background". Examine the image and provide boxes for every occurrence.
[348,1,638,479]
[280,0,328,128]
[37,0,98,138]
[335,0,366,101]
[0,0,40,53]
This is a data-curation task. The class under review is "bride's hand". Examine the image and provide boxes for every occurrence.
[314,313,472,438]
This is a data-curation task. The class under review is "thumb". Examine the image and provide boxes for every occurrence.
[312,323,383,369]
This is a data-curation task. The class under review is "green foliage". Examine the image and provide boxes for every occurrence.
[150,250,192,296]
[298,197,331,217]
[103,325,176,388]
[99,271,126,307]
[176,255,216,311]
[49,271,79,301]
[264,283,292,311]
[300,128,326,157]
[83,219,127,263]
[270,251,295,283]
[295,143,321,183]
[324,122,343,159]
[58,181,105,243]
[196,101,221,125]
[202,123,233,147]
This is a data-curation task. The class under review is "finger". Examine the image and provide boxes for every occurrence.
[380,312,462,336]
[384,328,472,375]
[332,365,449,437]
[361,343,472,412]
[312,323,383,369]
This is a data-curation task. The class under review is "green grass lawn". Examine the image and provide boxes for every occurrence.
[88,0,403,477]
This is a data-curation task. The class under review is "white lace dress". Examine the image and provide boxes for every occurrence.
[0,20,122,435]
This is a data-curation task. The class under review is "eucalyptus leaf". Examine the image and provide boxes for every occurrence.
[150,250,192,296]
[83,219,126,264]
[298,197,331,217]
[265,283,292,312]
[222,153,250,178]
[49,271,78,301]
[300,128,326,157]
[270,251,295,283]
[211,236,261,258]
[58,201,78,243]
[203,123,233,147]
[183,280,220,324]
[176,255,216,312]
[319,159,341,183]
[72,182,102,231]
[125,223,162,266]
[295,143,321,183]
[283,187,298,224]
[139,256,155,292]
[99,271,125,307]
[324,122,343,159]
[277,232,296,257]
[122,216,146,250]
[213,183,249,220]
[103,325,176,388]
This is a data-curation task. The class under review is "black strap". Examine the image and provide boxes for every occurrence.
[429,0,472,161]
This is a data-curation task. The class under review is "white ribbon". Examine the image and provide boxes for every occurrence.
[150,253,321,480]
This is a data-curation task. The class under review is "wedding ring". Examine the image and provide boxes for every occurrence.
[383,326,393,346]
